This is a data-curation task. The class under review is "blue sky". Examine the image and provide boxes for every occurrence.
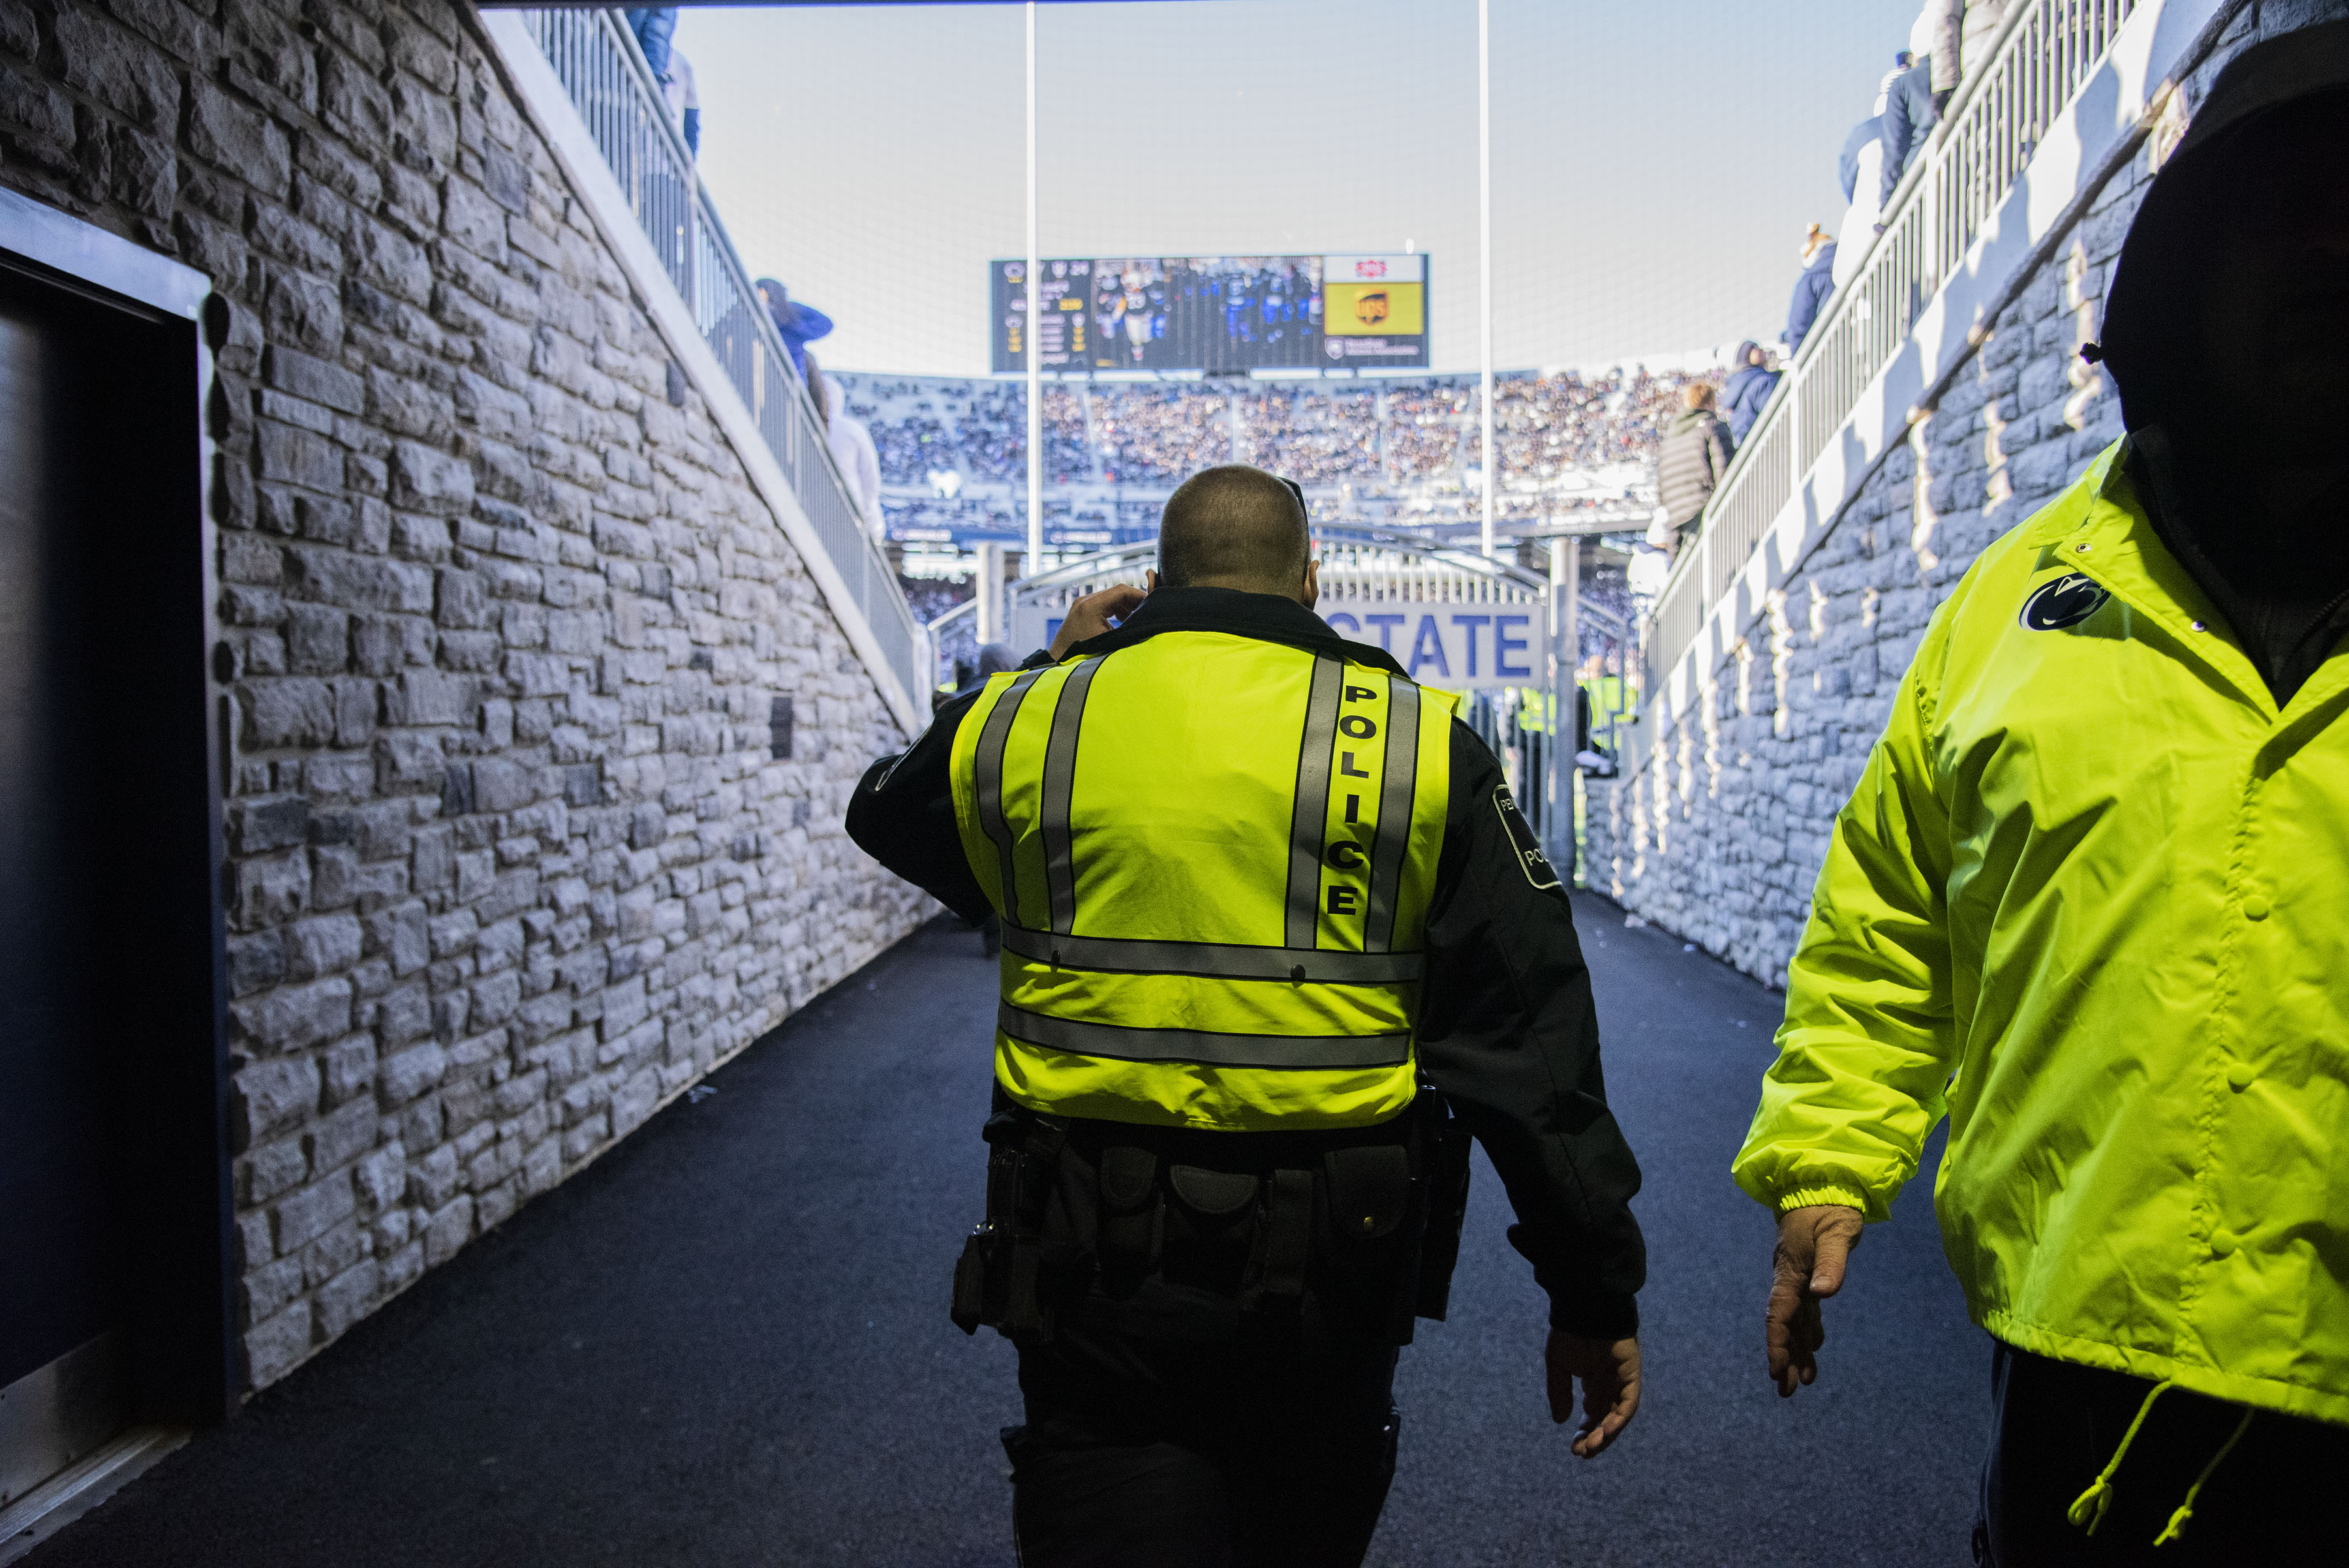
[684,1,1920,376]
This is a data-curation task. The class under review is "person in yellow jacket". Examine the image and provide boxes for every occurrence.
[1734,23,2349,1567]
[848,466,1644,1567]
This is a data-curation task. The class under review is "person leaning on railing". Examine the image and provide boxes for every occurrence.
[1910,0,2010,115]
[1719,339,1780,444]
[1784,223,1837,358]
[624,7,677,77]
[1736,24,2349,1565]
[1650,382,1734,558]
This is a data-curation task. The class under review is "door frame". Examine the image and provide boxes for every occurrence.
[0,186,237,1425]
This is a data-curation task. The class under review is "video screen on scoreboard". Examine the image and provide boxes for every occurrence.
[992,254,1428,373]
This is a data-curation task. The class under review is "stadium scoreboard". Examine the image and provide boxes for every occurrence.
[992,254,1429,374]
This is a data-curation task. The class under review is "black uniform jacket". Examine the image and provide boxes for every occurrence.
[845,586,1646,1338]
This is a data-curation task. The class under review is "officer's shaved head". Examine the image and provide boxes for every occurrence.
[1157,465,1310,594]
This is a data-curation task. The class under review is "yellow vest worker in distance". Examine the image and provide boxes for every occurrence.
[848,465,1646,1568]
[1732,27,2349,1565]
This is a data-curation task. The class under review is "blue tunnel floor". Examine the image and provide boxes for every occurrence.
[38,895,1985,1567]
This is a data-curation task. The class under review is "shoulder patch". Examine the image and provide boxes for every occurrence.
[1492,785,1562,893]
[2019,572,2112,631]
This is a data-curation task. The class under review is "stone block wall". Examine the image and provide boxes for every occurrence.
[1580,0,2344,989]
[0,0,931,1389]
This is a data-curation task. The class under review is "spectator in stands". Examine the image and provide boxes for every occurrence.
[1886,3,1967,208]
[803,350,830,427]
[662,44,699,159]
[1879,55,1939,209]
[755,278,833,382]
[1956,1,2015,85]
[1912,0,2012,111]
[1834,62,1899,289]
[1838,49,1914,217]
[624,8,678,78]
[823,371,885,532]
[1742,25,2349,1562]
[1837,116,1884,217]
[1785,224,1837,358]
[1721,342,1779,444]
[1912,0,1959,106]
[1873,3,1968,222]
[1652,384,1734,555]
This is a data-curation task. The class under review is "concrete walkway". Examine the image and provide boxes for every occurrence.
[37,897,1986,1567]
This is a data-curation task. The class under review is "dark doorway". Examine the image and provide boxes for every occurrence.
[0,244,233,1512]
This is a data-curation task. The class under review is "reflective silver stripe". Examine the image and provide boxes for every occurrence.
[999,1002,1411,1070]
[1000,923,1424,984]
[1039,656,1105,936]
[974,668,1046,927]
[1364,676,1422,953]
[1284,656,1345,948]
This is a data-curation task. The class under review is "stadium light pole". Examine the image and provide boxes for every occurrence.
[1477,0,1494,559]
[1024,0,1043,579]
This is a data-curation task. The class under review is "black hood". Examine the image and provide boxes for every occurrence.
[2097,20,2349,430]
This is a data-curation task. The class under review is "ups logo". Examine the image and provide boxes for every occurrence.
[1353,290,1389,327]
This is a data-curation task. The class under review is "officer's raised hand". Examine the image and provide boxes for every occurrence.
[1546,1330,1641,1458]
[1049,582,1148,659]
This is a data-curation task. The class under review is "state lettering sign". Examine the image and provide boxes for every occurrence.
[1323,600,1541,691]
[1019,592,1543,692]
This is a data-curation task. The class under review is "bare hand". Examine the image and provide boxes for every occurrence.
[1545,1331,1641,1458]
[1765,1204,1864,1397]
[1048,583,1146,660]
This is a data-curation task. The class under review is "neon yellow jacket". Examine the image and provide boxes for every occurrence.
[947,632,1456,1133]
[1733,438,2349,1427]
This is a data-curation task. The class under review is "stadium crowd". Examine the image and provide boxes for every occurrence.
[834,365,1711,519]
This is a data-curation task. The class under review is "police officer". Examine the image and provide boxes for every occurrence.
[846,465,1645,1567]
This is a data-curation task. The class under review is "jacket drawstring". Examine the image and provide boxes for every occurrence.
[2066,1380,2173,1535]
[2151,1406,2256,1548]
[2064,1378,2260,1547]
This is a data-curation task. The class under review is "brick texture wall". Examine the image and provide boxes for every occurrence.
[1580,0,2345,989]
[0,0,931,1389]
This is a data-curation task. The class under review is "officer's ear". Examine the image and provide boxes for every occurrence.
[1145,568,1159,594]
[1299,557,1319,610]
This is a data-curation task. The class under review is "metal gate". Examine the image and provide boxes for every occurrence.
[928,527,1636,884]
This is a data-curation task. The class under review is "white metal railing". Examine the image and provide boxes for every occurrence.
[1644,0,2139,689]
[515,8,924,707]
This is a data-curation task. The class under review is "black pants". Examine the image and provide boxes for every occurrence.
[1979,1343,2349,1565]
[1006,1312,1400,1568]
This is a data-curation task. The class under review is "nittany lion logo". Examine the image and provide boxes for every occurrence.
[1353,290,1390,328]
[2020,572,2111,631]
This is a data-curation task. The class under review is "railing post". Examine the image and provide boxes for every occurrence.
[1697,512,1715,618]
[683,181,698,323]
[1550,536,1579,880]
[974,542,1005,649]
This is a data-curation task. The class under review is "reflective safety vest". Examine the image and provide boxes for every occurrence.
[949,630,1459,1132]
